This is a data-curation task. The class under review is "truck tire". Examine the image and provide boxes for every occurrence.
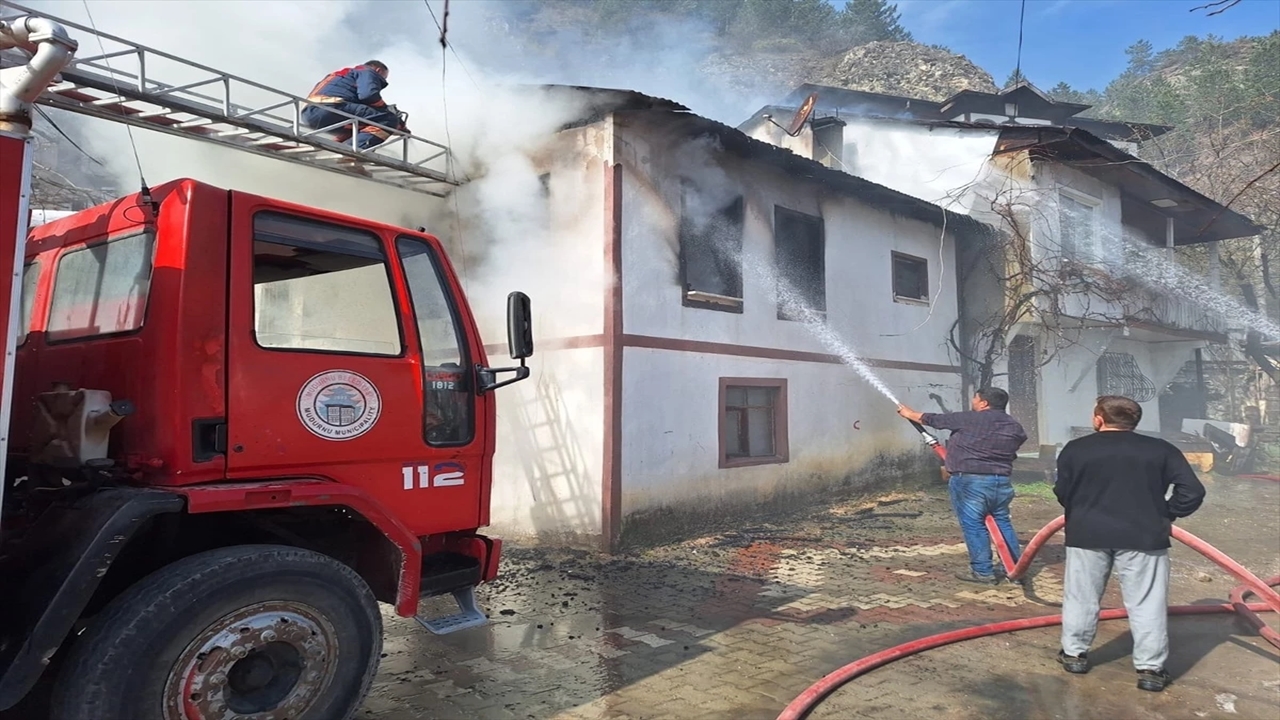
[50,544,382,720]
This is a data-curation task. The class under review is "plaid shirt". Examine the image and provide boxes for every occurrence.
[919,410,1027,476]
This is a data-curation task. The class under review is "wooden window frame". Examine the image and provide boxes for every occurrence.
[718,377,789,469]
[679,181,745,314]
[891,251,930,304]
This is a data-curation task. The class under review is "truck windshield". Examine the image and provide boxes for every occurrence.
[396,235,473,447]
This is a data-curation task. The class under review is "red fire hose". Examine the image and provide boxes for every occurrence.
[777,423,1280,720]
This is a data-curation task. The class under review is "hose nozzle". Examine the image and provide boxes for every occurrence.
[905,418,946,462]
[907,419,939,447]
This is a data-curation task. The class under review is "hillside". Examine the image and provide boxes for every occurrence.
[701,41,997,102]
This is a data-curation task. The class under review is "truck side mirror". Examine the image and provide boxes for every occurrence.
[477,291,533,395]
[507,291,533,360]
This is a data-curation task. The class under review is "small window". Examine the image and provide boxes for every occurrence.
[892,252,929,302]
[774,207,825,321]
[252,212,402,356]
[720,378,788,468]
[18,262,39,346]
[1096,352,1156,402]
[679,180,744,312]
[397,236,474,446]
[48,232,154,342]
[1058,191,1099,261]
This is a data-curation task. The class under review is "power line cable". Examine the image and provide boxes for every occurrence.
[80,0,145,187]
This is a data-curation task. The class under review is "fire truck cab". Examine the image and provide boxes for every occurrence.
[0,178,531,718]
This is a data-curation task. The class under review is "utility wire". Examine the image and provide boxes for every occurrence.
[34,106,104,166]
[1013,0,1027,85]
[424,0,482,91]
[80,0,146,186]
[423,0,472,291]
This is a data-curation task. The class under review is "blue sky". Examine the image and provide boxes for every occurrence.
[891,0,1280,91]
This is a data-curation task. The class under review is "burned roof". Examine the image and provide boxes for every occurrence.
[607,107,989,237]
[536,85,986,236]
[531,84,689,128]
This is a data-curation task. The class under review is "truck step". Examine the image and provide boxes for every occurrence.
[414,586,488,635]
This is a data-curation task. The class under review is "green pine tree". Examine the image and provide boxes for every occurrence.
[836,0,913,46]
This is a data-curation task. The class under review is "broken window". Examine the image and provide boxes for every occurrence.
[720,379,788,468]
[892,252,929,302]
[774,207,825,321]
[1058,191,1099,261]
[679,180,744,312]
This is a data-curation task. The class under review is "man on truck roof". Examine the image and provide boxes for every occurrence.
[301,60,407,150]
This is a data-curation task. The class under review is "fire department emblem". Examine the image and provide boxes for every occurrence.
[296,370,381,440]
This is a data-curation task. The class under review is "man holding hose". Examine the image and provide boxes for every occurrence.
[897,388,1026,585]
[1053,395,1205,692]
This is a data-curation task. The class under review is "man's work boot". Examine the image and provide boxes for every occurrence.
[1136,669,1170,692]
[955,570,998,585]
[1057,650,1089,674]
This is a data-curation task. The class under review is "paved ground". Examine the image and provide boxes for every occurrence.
[364,475,1280,720]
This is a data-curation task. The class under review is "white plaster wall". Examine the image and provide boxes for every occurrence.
[1035,328,1113,446]
[612,116,966,514]
[841,120,1000,215]
[620,349,958,513]
[487,347,604,542]
[1034,330,1198,446]
[462,124,612,542]
[742,117,814,163]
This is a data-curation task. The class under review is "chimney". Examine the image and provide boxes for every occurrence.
[811,117,845,170]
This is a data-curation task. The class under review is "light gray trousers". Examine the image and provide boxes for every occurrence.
[1061,547,1170,671]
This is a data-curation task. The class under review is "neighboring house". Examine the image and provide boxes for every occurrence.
[474,87,983,550]
[740,82,1262,450]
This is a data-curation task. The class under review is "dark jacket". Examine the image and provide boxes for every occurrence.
[1054,431,1206,550]
[919,410,1027,476]
[307,65,388,107]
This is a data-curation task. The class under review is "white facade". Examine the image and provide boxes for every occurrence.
[614,114,963,529]
[741,112,1231,448]
[471,108,966,548]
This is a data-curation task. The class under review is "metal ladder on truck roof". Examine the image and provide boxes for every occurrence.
[0,1,459,197]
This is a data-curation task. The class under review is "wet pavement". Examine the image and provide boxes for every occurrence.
[364,475,1280,720]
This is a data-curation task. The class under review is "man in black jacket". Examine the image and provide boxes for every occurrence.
[1053,395,1206,692]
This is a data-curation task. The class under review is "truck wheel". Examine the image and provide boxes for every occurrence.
[50,544,382,720]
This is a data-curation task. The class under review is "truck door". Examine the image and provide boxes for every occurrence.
[226,197,485,535]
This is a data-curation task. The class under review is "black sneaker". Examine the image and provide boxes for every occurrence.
[955,571,998,585]
[1137,669,1170,692]
[1057,650,1089,674]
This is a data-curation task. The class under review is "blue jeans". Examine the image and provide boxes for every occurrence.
[301,103,396,149]
[948,473,1022,577]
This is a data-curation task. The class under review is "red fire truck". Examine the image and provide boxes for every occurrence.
[0,7,529,719]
